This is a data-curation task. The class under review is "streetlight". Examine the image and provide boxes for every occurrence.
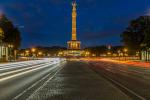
[8,44,13,61]
[85,51,90,57]
[107,52,111,57]
[118,50,121,60]
[25,50,29,53]
[124,48,128,61]
[38,51,43,57]
[31,48,36,53]
[31,48,36,59]
[25,50,29,60]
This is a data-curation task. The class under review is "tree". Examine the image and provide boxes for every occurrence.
[0,14,21,49]
[142,17,150,48]
[121,16,150,53]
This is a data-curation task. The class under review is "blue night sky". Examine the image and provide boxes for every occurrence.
[0,0,150,48]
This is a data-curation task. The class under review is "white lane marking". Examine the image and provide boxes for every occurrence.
[90,62,146,100]
[0,63,49,77]
[0,62,57,82]
[104,74,146,100]
[27,62,65,100]
[13,61,65,100]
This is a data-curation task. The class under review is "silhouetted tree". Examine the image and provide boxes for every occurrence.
[121,16,150,53]
[0,14,21,49]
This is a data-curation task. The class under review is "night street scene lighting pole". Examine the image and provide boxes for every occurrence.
[8,44,13,62]
[118,50,121,61]
[31,48,36,60]
[124,48,128,61]
[25,50,29,60]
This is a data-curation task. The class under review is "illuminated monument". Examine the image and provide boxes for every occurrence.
[67,1,81,50]
[65,1,82,56]
[58,1,89,57]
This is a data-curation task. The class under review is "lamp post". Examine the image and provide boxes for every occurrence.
[25,50,29,60]
[31,48,36,60]
[118,50,121,61]
[8,44,13,61]
[124,48,128,61]
[38,51,43,58]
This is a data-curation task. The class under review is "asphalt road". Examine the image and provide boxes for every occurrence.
[0,58,66,100]
[89,60,150,100]
[1,59,149,100]
[28,61,132,100]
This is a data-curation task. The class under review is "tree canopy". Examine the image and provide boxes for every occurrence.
[0,14,21,49]
[121,16,150,52]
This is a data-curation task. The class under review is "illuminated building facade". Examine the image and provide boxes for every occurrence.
[141,48,150,61]
[0,27,9,61]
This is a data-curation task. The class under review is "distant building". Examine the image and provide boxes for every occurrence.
[141,48,150,61]
[0,27,9,61]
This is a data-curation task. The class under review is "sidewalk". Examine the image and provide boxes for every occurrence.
[28,61,131,100]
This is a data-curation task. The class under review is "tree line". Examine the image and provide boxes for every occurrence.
[86,16,150,56]
[0,14,21,50]
[121,16,150,54]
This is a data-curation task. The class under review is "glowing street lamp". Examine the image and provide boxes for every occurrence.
[85,51,90,57]
[25,50,29,55]
[25,50,29,53]
[118,50,121,60]
[124,48,128,53]
[124,48,128,61]
[25,50,29,60]
[38,52,42,55]
[31,48,36,59]
[31,48,36,53]
[38,52,43,57]
[92,54,96,57]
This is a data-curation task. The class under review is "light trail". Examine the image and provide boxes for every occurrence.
[14,63,65,100]
[0,58,61,71]
[0,64,50,82]
[0,61,43,70]
[0,63,49,77]
[0,58,65,82]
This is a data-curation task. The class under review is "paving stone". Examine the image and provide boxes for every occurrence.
[28,61,131,100]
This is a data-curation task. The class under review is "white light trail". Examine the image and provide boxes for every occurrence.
[0,63,49,77]
[0,58,65,82]
[0,58,62,71]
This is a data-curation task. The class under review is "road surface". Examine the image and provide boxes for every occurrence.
[0,58,66,100]
[0,59,150,100]
[28,61,132,100]
[88,60,150,100]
